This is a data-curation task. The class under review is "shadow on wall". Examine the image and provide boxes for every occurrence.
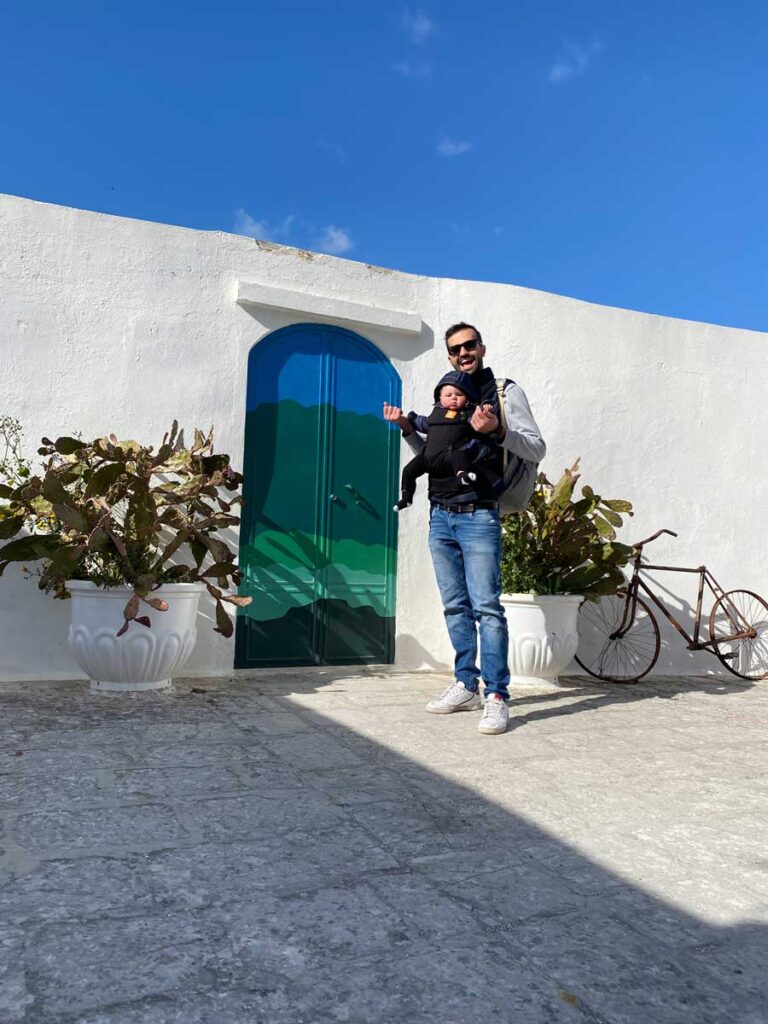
[392,633,448,672]
[0,566,77,681]
[641,572,703,675]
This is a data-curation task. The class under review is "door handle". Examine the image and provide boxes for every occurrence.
[329,494,340,503]
[344,484,362,505]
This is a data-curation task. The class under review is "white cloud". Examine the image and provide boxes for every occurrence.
[233,209,296,242]
[401,10,435,45]
[393,58,432,78]
[437,137,472,157]
[234,211,353,256]
[315,225,353,256]
[548,40,602,84]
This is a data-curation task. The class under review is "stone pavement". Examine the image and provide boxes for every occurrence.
[1,669,767,1024]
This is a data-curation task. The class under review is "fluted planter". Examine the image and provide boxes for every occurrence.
[66,581,205,692]
[501,593,583,688]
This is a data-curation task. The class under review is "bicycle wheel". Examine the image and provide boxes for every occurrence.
[709,590,768,680]
[575,593,660,682]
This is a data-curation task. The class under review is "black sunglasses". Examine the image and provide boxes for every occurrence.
[447,337,479,357]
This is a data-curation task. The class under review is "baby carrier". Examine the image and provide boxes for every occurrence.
[422,406,480,473]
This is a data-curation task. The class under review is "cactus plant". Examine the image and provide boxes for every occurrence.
[0,421,251,636]
[501,460,634,598]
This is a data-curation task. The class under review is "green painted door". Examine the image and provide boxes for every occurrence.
[235,323,401,667]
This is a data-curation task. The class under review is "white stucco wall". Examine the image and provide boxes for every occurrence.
[1,192,766,680]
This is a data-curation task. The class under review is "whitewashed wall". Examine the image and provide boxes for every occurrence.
[0,192,765,680]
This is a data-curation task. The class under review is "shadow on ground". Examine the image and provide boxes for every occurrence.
[0,669,766,1023]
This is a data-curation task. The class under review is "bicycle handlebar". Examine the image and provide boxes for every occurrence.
[632,528,678,550]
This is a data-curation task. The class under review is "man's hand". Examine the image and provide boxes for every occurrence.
[382,402,413,436]
[471,403,500,435]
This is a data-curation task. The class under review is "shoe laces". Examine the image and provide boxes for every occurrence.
[440,682,467,701]
[483,697,505,720]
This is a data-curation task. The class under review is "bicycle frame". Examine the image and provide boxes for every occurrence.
[618,557,755,650]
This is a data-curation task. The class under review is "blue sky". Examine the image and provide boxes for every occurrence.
[2,1,767,331]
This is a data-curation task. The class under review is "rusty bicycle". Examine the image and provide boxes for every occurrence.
[574,528,768,683]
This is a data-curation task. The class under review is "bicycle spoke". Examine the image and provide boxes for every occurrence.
[576,594,660,682]
[709,590,768,680]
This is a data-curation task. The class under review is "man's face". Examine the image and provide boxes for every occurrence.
[446,327,485,375]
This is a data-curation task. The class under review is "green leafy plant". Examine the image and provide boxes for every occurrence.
[0,416,32,489]
[501,460,634,598]
[0,421,251,636]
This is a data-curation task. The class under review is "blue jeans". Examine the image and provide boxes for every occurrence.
[428,506,510,701]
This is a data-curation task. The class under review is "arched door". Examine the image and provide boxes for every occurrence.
[236,323,401,667]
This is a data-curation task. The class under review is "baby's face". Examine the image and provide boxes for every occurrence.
[440,386,468,410]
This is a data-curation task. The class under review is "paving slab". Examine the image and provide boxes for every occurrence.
[0,670,766,1023]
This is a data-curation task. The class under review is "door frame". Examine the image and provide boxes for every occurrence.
[235,322,401,668]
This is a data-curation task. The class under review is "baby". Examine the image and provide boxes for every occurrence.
[394,371,500,511]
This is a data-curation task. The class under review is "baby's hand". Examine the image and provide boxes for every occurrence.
[382,401,403,423]
[382,402,413,435]
[471,403,499,434]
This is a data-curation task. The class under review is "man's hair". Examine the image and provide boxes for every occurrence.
[444,322,483,347]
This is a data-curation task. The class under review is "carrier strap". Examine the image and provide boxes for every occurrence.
[496,378,510,471]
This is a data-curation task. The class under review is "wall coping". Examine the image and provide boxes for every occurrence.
[236,280,423,336]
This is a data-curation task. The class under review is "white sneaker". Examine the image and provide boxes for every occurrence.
[426,682,483,714]
[478,694,509,734]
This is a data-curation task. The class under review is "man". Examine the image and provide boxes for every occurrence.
[383,323,546,735]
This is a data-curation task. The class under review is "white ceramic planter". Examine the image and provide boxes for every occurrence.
[501,593,583,688]
[66,581,205,692]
